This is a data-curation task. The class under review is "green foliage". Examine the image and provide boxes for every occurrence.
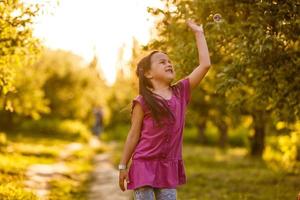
[0,183,38,200]
[0,132,8,149]
[106,39,152,127]
[2,63,51,119]
[0,0,42,106]
[58,120,92,142]
[106,70,136,127]
[102,123,130,141]
[210,0,300,122]
[0,0,51,121]
[18,118,92,142]
[227,125,249,147]
[37,49,108,122]
[263,122,300,173]
[146,0,300,158]
[146,0,243,151]
[106,90,132,127]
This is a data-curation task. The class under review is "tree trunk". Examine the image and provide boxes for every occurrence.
[215,119,228,149]
[0,110,13,131]
[250,111,266,157]
[197,120,207,144]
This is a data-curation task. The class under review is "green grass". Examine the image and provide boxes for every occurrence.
[103,125,300,200]
[179,144,299,200]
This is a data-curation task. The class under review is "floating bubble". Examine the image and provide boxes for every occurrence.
[213,13,222,22]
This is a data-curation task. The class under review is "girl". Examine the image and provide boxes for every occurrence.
[118,20,211,200]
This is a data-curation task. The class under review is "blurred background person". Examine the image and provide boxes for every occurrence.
[92,105,104,139]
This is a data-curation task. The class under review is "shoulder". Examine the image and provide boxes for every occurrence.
[172,76,190,93]
[175,76,190,86]
[133,94,145,105]
[171,76,191,105]
[131,94,148,115]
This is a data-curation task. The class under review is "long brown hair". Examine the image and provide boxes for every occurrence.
[135,50,176,127]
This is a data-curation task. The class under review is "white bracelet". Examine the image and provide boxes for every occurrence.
[118,164,127,170]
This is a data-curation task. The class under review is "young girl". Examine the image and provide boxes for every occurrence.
[118,20,211,200]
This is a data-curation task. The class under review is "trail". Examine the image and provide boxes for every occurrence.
[24,137,133,200]
[24,142,84,199]
[88,140,132,200]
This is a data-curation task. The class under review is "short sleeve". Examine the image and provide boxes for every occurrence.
[178,77,191,105]
[130,95,147,116]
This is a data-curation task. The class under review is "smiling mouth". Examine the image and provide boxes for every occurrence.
[165,68,174,73]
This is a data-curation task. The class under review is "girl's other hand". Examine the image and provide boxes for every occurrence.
[186,19,204,33]
[119,169,130,191]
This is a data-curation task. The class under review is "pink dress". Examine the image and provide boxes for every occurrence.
[127,77,191,190]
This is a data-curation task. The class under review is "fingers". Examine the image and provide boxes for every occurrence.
[186,19,196,25]
[119,172,130,192]
[126,177,130,184]
[119,179,125,191]
[186,20,199,28]
[119,175,125,191]
[186,19,204,33]
[186,19,202,26]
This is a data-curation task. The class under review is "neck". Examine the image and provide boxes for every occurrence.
[150,79,171,93]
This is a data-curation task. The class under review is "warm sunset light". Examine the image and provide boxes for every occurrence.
[32,0,162,85]
[1,1,298,199]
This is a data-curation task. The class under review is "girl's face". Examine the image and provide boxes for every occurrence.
[146,52,175,83]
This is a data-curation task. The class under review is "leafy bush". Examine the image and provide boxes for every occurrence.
[0,132,8,149]
[228,126,249,147]
[0,183,38,200]
[58,120,91,142]
[18,119,92,142]
[263,123,300,173]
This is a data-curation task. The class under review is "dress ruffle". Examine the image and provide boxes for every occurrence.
[126,158,187,190]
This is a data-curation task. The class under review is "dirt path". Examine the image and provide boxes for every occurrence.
[24,142,83,199]
[24,137,133,200]
[88,140,133,200]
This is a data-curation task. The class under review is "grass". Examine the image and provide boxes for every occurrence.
[47,143,96,200]
[5,122,295,200]
[103,125,300,200]
[0,130,100,200]
[179,144,299,200]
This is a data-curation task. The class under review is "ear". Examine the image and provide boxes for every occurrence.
[144,71,153,79]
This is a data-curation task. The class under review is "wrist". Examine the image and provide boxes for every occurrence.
[195,30,204,35]
[118,163,127,170]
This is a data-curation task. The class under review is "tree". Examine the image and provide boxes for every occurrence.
[146,0,299,156]
[0,0,41,110]
[36,49,108,122]
[212,0,300,155]
[146,0,233,149]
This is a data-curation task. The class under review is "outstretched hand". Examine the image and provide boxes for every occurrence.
[186,19,204,33]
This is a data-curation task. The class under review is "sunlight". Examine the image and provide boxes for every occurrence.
[31,0,163,85]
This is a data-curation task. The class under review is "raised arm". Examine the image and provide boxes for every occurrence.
[186,20,211,90]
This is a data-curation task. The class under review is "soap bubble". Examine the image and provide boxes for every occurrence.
[213,13,222,22]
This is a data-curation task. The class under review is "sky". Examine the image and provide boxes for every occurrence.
[31,0,163,85]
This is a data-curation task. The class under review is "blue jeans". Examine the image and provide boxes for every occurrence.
[133,186,177,200]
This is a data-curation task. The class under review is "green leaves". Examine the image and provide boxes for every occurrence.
[0,0,42,111]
